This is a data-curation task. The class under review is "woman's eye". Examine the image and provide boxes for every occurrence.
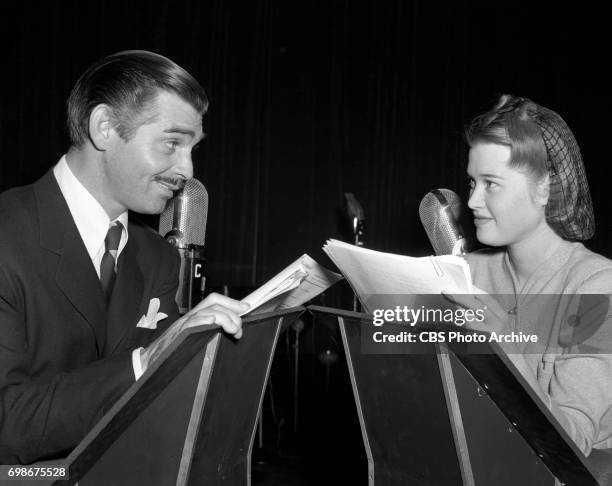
[166,141,179,150]
[485,180,498,189]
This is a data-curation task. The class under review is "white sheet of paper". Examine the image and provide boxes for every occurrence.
[240,254,343,316]
[322,239,472,306]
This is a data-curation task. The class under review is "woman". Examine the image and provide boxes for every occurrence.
[447,95,612,457]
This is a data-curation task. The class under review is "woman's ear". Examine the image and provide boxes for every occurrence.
[534,173,551,207]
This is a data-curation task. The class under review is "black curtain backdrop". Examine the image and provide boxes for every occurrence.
[1,1,610,292]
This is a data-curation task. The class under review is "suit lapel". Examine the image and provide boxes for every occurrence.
[104,233,145,355]
[34,171,108,354]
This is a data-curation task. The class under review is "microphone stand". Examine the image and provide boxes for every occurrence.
[292,319,304,433]
[352,217,365,312]
[184,244,206,313]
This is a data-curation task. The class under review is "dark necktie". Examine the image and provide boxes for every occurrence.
[100,222,123,301]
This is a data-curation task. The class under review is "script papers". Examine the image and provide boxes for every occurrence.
[322,239,473,312]
[241,254,343,316]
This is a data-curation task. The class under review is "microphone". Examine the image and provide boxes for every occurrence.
[344,193,365,245]
[419,189,475,256]
[159,178,209,314]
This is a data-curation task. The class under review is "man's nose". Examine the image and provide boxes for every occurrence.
[176,153,194,181]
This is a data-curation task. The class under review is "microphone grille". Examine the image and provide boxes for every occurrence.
[159,178,209,247]
[419,189,464,255]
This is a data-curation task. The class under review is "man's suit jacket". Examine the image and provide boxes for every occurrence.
[0,170,181,464]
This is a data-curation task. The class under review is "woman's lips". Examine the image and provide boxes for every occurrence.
[473,216,493,226]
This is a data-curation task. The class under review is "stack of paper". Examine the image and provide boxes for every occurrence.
[322,239,472,311]
[241,254,343,316]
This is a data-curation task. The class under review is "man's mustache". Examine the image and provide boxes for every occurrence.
[154,176,187,191]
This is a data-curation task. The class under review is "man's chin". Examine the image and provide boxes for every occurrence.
[132,199,170,216]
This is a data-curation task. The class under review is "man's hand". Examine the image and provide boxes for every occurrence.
[186,293,250,338]
[139,293,250,372]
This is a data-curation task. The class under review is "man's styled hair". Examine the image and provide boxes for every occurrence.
[67,50,208,147]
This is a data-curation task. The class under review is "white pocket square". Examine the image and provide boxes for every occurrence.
[136,298,168,330]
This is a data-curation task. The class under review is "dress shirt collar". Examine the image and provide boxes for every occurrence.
[53,155,128,264]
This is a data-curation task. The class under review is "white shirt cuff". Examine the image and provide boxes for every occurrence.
[132,348,144,380]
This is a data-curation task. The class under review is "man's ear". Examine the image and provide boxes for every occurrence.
[88,104,116,150]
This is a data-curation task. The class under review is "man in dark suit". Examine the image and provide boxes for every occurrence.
[0,51,247,464]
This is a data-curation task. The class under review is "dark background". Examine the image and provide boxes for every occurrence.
[1,2,609,483]
[1,1,610,284]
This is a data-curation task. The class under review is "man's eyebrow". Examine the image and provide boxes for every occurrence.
[163,127,197,138]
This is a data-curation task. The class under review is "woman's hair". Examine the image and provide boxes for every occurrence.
[465,94,595,241]
[465,95,548,180]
